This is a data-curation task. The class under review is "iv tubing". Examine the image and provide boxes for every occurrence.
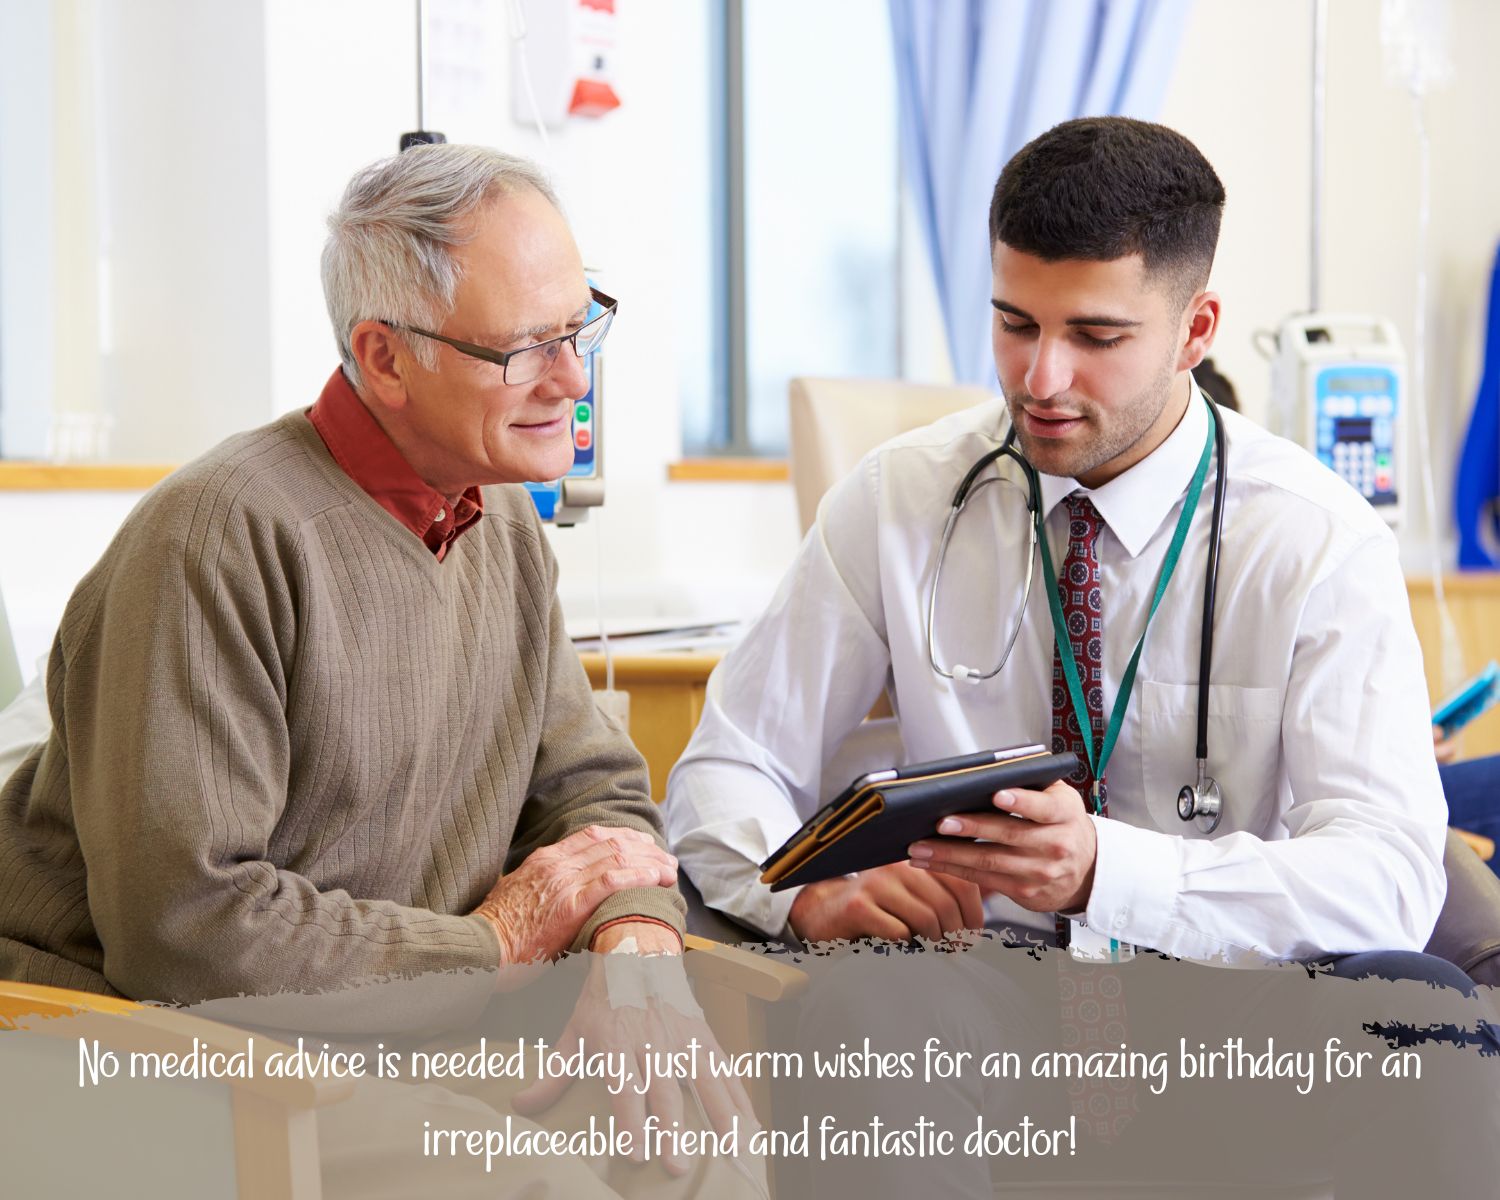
[1408,89,1466,690]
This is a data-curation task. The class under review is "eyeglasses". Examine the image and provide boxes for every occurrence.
[388,287,617,385]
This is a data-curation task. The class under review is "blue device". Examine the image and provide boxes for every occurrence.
[1433,661,1500,734]
[1313,365,1399,509]
[1271,314,1405,526]
[524,344,604,526]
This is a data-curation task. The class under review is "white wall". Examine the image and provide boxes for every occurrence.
[258,0,804,633]
[1156,0,1500,570]
[2,0,801,675]
[0,492,141,679]
[1,0,277,672]
[6,0,1498,676]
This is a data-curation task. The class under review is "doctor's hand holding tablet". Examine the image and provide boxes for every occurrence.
[767,746,1085,940]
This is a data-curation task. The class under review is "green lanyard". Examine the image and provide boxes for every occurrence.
[1036,399,1219,815]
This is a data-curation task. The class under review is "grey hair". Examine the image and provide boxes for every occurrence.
[321,143,562,389]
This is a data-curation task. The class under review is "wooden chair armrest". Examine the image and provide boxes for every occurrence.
[0,981,354,1109]
[683,935,808,1002]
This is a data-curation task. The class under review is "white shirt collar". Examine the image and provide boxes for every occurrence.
[1036,380,1210,558]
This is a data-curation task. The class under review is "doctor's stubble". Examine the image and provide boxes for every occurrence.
[999,346,1181,484]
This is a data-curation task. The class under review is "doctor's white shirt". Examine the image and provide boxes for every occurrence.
[664,391,1447,961]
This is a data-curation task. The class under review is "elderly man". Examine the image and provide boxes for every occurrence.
[0,143,683,1003]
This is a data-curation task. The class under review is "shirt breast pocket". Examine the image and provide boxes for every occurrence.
[1135,681,1282,836]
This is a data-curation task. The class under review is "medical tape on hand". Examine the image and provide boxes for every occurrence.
[603,941,704,1019]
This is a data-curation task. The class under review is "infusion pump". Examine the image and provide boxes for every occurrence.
[525,353,604,527]
[1270,314,1405,527]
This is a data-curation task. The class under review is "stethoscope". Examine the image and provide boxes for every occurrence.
[925,392,1230,833]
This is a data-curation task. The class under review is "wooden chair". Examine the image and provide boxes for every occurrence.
[0,980,351,1198]
[0,941,805,1199]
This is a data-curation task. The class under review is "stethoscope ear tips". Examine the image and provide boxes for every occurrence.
[952,665,984,685]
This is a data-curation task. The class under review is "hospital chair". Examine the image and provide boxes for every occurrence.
[0,945,801,1199]
[784,375,1500,990]
[789,375,993,534]
[787,375,993,760]
[0,982,350,1198]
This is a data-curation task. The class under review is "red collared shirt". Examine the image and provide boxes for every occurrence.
[309,368,681,951]
[308,368,483,562]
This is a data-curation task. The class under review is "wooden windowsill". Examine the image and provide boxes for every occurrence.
[2,458,798,490]
[667,458,789,483]
[0,462,177,491]
[1405,572,1500,595]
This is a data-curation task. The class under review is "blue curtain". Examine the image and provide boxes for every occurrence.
[889,0,1191,386]
[1455,241,1500,568]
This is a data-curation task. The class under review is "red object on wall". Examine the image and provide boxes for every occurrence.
[568,78,621,117]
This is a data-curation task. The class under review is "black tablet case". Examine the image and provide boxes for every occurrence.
[759,746,1079,891]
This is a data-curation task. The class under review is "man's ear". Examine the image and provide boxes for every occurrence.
[1176,291,1221,374]
[349,321,412,412]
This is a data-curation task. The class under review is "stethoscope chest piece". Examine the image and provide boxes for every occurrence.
[1177,759,1223,833]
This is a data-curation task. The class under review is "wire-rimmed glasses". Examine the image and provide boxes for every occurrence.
[388,287,616,384]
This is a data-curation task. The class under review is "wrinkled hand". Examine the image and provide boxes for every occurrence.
[473,825,677,965]
[908,779,1097,913]
[513,951,760,1176]
[787,860,986,943]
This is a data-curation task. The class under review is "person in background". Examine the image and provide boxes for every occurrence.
[1435,725,1500,878]
[1189,355,1239,412]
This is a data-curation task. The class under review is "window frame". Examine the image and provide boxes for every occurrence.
[697,0,907,459]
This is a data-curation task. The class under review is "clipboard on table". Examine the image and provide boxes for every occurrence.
[759,744,1079,892]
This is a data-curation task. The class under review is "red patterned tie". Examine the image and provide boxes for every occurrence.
[1051,493,1137,1144]
[1051,495,1107,810]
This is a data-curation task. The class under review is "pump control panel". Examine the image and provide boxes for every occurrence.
[524,354,604,527]
[1271,314,1405,526]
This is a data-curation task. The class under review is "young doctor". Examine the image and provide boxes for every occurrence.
[665,117,1456,982]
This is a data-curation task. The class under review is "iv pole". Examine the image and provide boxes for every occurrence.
[1310,0,1326,313]
[400,0,446,150]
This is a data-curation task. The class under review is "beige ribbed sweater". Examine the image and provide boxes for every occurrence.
[0,412,683,1003]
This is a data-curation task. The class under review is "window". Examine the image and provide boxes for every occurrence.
[0,0,277,465]
[0,0,56,460]
[681,0,901,457]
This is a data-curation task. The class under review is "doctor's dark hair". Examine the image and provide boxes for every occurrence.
[988,117,1225,309]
